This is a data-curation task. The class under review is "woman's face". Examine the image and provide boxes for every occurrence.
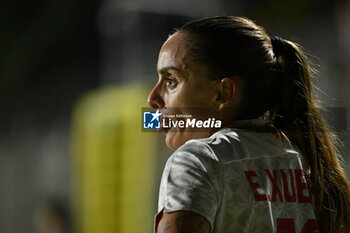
[148,32,221,150]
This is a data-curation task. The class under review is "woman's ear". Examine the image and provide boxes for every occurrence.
[216,77,238,110]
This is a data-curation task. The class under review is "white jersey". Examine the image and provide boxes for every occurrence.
[155,121,319,233]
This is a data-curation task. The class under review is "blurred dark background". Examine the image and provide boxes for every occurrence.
[0,0,349,233]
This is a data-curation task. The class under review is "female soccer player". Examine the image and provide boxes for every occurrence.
[148,16,350,233]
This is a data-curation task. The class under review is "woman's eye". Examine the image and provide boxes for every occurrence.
[165,77,177,88]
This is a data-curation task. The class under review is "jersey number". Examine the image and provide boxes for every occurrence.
[276,219,319,233]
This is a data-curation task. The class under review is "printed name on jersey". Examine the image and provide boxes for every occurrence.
[244,169,312,203]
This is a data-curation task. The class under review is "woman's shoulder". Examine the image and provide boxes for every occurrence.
[171,128,243,164]
[175,128,300,164]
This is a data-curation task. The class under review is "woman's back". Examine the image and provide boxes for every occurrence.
[157,120,318,232]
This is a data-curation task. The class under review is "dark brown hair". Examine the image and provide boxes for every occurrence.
[178,16,350,233]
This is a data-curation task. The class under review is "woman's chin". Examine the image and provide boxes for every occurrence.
[165,130,183,150]
[164,129,212,150]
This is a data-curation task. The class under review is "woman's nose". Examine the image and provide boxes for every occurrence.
[148,83,165,109]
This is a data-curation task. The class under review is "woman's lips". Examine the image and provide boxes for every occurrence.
[157,124,170,134]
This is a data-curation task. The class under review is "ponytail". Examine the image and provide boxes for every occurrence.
[271,37,350,233]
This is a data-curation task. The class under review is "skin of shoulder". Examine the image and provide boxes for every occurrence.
[157,210,211,233]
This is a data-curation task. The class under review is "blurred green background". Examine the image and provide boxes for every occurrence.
[0,0,349,233]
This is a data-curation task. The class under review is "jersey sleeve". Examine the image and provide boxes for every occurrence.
[157,140,219,229]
